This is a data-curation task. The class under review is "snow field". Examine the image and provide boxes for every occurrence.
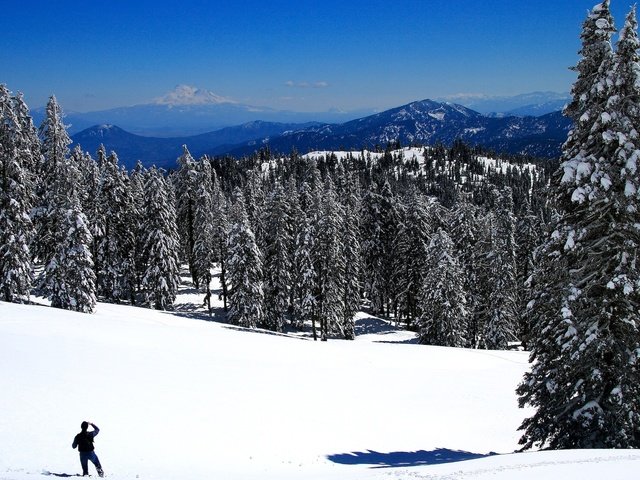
[1,295,638,479]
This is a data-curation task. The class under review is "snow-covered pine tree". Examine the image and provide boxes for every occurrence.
[11,92,40,207]
[290,179,316,330]
[416,228,467,347]
[211,175,229,312]
[141,167,181,310]
[338,173,362,340]
[263,182,294,332]
[515,200,544,349]
[450,200,481,347]
[482,187,519,350]
[313,177,345,340]
[244,168,267,252]
[360,180,400,316]
[0,85,34,302]
[129,161,148,294]
[394,188,433,326]
[226,187,264,328]
[173,146,199,287]
[94,150,135,302]
[34,95,71,264]
[192,159,216,312]
[40,141,96,313]
[518,2,640,449]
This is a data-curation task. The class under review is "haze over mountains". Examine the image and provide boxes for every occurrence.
[68,94,572,169]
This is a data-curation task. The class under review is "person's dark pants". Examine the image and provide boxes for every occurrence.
[79,451,103,476]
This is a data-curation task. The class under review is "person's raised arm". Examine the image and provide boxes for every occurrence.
[90,422,100,437]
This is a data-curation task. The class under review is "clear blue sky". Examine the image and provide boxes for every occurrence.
[0,0,634,112]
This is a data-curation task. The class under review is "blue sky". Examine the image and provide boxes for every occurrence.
[1,0,634,112]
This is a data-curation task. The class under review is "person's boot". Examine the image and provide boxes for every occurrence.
[97,468,104,477]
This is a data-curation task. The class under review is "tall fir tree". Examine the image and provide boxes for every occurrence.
[313,177,345,340]
[192,159,217,312]
[0,85,34,302]
[263,182,294,332]
[416,228,467,347]
[292,181,317,332]
[338,173,362,340]
[518,2,640,449]
[34,95,71,264]
[40,139,96,313]
[226,187,264,328]
[141,167,181,310]
[174,146,199,287]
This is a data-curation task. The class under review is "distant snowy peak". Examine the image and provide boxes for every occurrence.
[153,84,235,106]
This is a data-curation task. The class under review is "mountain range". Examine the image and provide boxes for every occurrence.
[32,86,569,138]
[70,99,572,169]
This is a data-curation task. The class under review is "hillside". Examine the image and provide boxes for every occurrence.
[226,100,571,159]
[1,271,638,480]
[71,121,318,169]
[68,99,571,170]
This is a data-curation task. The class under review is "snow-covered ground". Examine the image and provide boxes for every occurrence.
[1,273,638,480]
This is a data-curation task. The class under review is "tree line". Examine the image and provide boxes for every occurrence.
[0,86,549,345]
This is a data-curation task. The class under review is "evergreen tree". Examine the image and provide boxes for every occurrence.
[40,141,96,313]
[192,159,216,312]
[0,85,34,302]
[141,167,181,310]
[263,182,294,332]
[226,187,264,328]
[483,188,519,350]
[518,2,640,449]
[174,146,199,287]
[94,150,135,302]
[211,175,229,312]
[394,189,433,325]
[416,228,467,347]
[339,174,362,340]
[313,178,345,340]
[292,193,316,332]
[34,95,71,263]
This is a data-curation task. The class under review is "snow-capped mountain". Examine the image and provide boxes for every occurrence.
[32,86,374,137]
[71,99,571,167]
[228,99,571,159]
[152,84,236,106]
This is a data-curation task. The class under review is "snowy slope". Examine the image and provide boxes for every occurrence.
[1,278,638,480]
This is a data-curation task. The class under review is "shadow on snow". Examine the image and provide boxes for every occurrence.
[327,448,497,468]
[42,472,81,477]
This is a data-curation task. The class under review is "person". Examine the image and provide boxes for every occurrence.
[72,421,104,477]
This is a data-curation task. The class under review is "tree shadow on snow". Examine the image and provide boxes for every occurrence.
[327,448,497,468]
[355,316,419,344]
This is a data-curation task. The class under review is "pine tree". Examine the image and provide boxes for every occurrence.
[226,187,264,328]
[339,174,362,340]
[192,159,216,312]
[211,176,229,312]
[482,188,519,350]
[40,141,96,313]
[416,228,467,347]
[292,193,316,332]
[518,2,640,449]
[94,150,135,302]
[313,178,345,340]
[141,167,181,310]
[34,95,71,264]
[0,85,34,302]
[173,146,199,287]
[394,189,433,325]
[263,182,294,332]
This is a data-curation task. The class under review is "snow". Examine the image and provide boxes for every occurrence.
[1,273,639,480]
